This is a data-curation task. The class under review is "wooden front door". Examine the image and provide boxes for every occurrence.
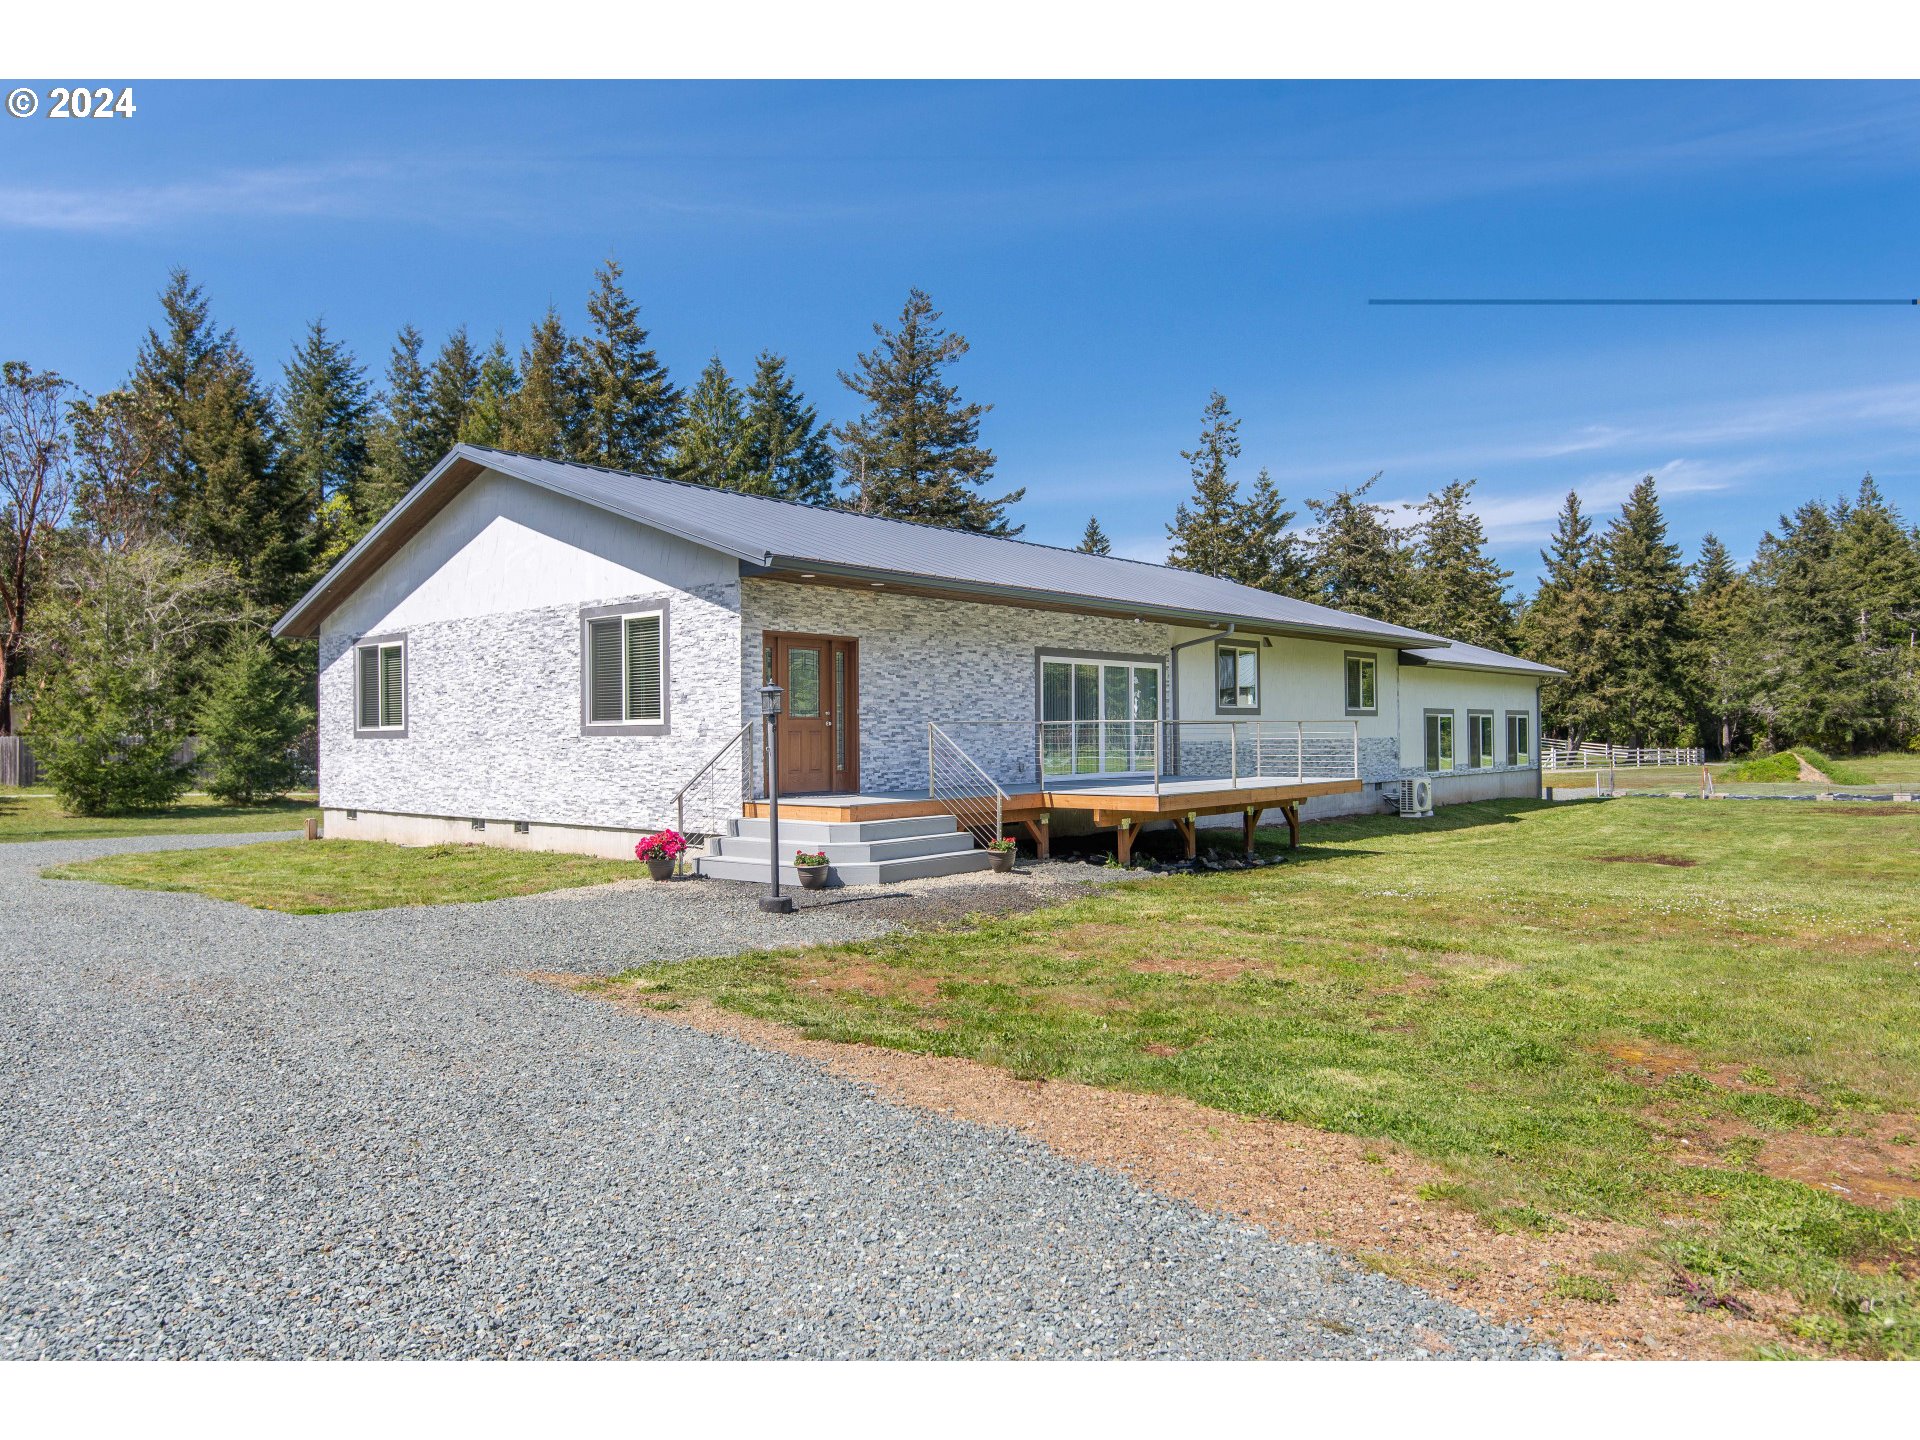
[766,633,859,795]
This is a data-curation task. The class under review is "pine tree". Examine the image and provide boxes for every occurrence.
[666,355,749,490]
[1829,476,1920,749]
[1407,478,1515,649]
[362,325,435,521]
[1749,502,1843,750]
[1242,469,1309,597]
[1687,533,1759,757]
[1596,475,1693,745]
[196,631,313,804]
[458,335,519,448]
[740,351,835,504]
[1304,473,1411,621]
[1078,515,1112,555]
[836,289,1022,534]
[423,326,480,459]
[127,271,306,612]
[1520,491,1611,744]
[574,259,680,472]
[501,308,579,460]
[281,320,372,568]
[1166,392,1247,578]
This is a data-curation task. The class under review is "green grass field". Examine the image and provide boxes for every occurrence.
[43,837,637,913]
[0,788,319,843]
[607,799,1920,1356]
[1549,749,1920,794]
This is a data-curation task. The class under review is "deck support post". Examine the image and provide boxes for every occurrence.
[1018,813,1051,860]
[1116,817,1135,867]
[1283,802,1301,848]
[1175,812,1197,860]
[1243,806,1260,856]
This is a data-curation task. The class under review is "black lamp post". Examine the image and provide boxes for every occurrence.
[757,681,794,914]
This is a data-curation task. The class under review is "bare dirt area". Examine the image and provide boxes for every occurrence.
[556,978,1812,1360]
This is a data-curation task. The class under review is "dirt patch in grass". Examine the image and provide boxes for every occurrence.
[1593,854,1700,868]
[796,963,946,1004]
[1127,954,1271,980]
[1755,1119,1920,1209]
[552,973,1808,1360]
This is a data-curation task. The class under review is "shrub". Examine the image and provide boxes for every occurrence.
[1728,751,1799,783]
[196,633,312,804]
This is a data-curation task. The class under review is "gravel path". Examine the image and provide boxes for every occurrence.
[1,832,1550,1359]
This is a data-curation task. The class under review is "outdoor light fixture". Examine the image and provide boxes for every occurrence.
[757,682,794,914]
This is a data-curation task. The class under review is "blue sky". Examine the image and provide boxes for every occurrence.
[5,80,1919,587]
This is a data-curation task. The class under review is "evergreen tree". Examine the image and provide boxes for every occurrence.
[458,335,519,448]
[1166,392,1247,578]
[666,355,749,490]
[126,271,307,611]
[1304,473,1411,621]
[1407,478,1515,649]
[1829,476,1920,749]
[836,289,1022,534]
[1748,502,1843,751]
[196,631,313,803]
[1078,515,1112,555]
[362,325,435,521]
[1240,470,1310,597]
[1596,475,1693,745]
[1687,533,1759,757]
[1520,491,1611,744]
[574,259,681,472]
[424,326,480,458]
[281,320,372,568]
[501,308,580,460]
[740,351,835,503]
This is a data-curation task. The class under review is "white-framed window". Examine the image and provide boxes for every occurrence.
[1424,710,1455,773]
[1039,654,1161,777]
[354,636,406,736]
[1468,710,1496,769]
[1506,711,1532,767]
[582,602,669,734]
[1215,640,1259,711]
[1345,652,1378,714]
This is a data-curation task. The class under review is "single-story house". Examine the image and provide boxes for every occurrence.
[274,445,1561,883]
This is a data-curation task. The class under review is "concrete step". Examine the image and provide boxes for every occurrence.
[695,847,997,887]
[710,830,978,864]
[729,813,959,844]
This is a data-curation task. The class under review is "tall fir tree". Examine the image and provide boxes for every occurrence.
[1596,475,1693,745]
[1686,533,1759,757]
[1165,392,1247,578]
[423,326,480,459]
[1406,478,1515,649]
[1748,502,1843,750]
[666,356,749,490]
[501,308,580,460]
[1304,473,1411,621]
[739,352,835,504]
[362,325,436,522]
[126,270,306,612]
[280,320,372,571]
[836,289,1022,534]
[1240,470,1310,597]
[458,335,519,448]
[574,259,681,472]
[1520,491,1611,744]
[1078,515,1112,555]
[1829,476,1920,749]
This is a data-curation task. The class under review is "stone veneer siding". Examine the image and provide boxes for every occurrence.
[741,580,1176,792]
[318,579,744,833]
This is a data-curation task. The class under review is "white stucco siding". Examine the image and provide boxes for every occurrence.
[741,580,1174,791]
[317,471,745,833]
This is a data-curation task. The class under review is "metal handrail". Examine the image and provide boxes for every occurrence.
[927,720,1007,847]
[943,718,1362,794]
[672,720,757,840]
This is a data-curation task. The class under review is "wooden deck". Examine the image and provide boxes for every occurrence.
[743,774,1363,861]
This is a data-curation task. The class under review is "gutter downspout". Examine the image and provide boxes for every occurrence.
[1167,624,1234,778]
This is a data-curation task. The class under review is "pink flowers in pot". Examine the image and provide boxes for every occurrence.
[635,829,689,863]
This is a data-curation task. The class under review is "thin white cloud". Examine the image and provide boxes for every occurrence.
[0,160,407,232]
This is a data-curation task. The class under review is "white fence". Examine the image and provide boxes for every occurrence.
[1544,741,1705,770]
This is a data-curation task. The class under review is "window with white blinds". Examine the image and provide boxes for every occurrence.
[584,609,665,728]
[355,638,406,734]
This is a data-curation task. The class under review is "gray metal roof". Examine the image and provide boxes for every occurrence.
[1400,638,1563,676]
[276,445,1453,647]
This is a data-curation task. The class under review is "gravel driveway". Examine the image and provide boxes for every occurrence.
[1,832,1549,1359]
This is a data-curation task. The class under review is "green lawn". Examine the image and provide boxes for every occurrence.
[43,837,637,912]
[0,788,319,843]
[1849,752,1920,786]
[604,799,1920,1357]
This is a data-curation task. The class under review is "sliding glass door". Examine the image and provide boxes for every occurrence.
[1040,657,1160,777]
